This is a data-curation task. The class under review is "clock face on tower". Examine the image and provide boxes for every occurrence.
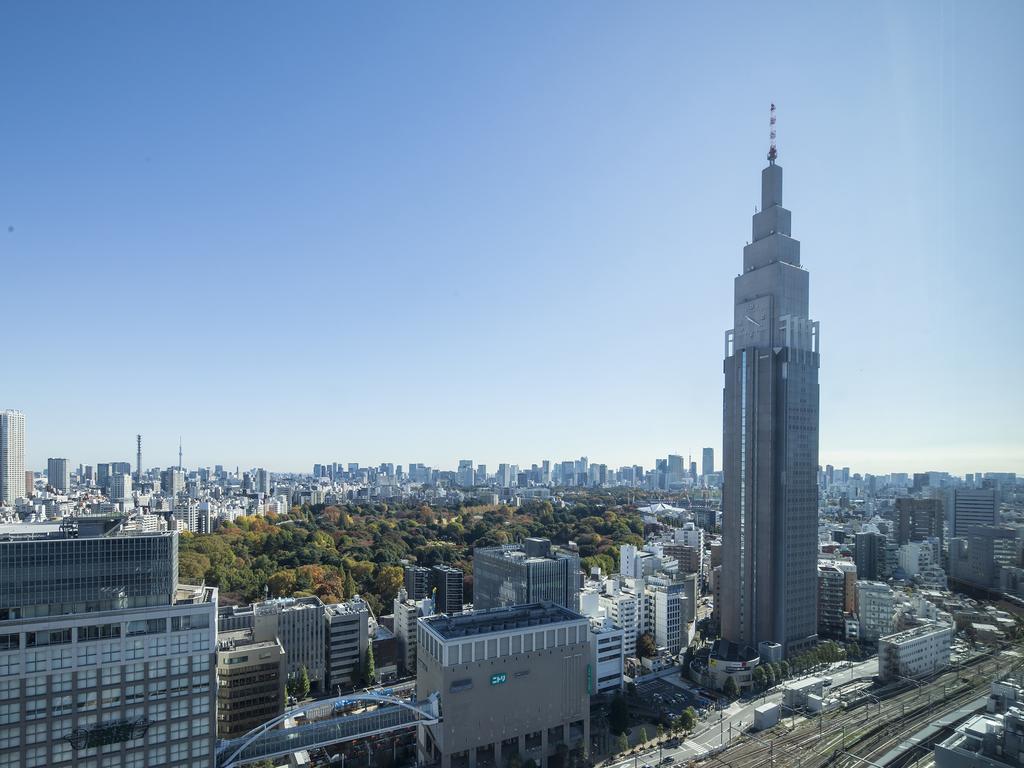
[736,296,772,345]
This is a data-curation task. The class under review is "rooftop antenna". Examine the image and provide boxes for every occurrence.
[178,437,183,472]
[768,102,778,165]
[136,435,142,484]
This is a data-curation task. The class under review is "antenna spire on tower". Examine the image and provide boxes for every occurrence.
[768,102,778,164]
[136,435,142,483]
[178,437,183,471]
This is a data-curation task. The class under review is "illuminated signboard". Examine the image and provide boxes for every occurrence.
[490,672,507,685]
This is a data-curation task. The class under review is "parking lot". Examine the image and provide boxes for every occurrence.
[634,678,719,721]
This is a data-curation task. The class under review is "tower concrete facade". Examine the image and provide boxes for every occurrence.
[719,152,820,658]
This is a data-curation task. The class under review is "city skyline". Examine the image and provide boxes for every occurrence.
[6,413,1024,479]
[3,3,1022,475]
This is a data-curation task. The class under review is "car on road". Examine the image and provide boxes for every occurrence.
[662,757,675,764]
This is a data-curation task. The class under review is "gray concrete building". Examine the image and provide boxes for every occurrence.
[896,497,945,546]
[854,531,886,581]
[416,602,590,768]
[47,457,70,493]
[432,564,464,615]
[218,596,327,694]
[405,565,432,601]
[474,538,581,612]
[719,147,820,658]
[324,597,369,692]
[948,525,1022,590]
[0,517,218,768]
[817,563,847,639]
[953,489,997,538]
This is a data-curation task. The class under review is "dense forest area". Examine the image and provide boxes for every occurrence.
[178,498,648,616]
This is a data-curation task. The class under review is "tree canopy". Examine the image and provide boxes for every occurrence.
[178,498,647,613]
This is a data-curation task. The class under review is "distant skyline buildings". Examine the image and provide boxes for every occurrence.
[8,425,1021,477]
[2,407,1019,489]
[7,409,1020,479]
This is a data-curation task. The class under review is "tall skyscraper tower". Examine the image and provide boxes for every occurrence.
[0,409,26,505]
[702,447,714,477]
[719,115,820,658]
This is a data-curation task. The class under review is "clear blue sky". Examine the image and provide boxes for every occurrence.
[2,2,1022,475]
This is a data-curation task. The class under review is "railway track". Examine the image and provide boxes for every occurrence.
[692,642,1024,768]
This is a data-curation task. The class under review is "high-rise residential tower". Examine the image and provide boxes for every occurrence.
[47,456,70,492]
[0,409,26,504]
[719,130,820,658]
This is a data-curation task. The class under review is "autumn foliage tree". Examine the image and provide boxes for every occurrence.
[179,497,652,614]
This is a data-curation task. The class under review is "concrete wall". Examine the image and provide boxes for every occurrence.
[417,640,590,768]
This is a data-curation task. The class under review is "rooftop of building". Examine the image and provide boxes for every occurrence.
[421,601,585,641]
[175,584,216,606]
[475,537,577,564]
[880,622,950,647]
[0,516,175,541]
[710,639,759,663]
[783,676,826,692]
[936,710,1024,761]
[217,627,282,653]
[325,597,369,617]
[589,616,623,634]
[253,596,324,614]
[636,502,688,514]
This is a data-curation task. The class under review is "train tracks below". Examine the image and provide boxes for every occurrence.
[691,643,1024,768]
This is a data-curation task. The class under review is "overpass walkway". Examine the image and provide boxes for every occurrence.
[217,691,441,768]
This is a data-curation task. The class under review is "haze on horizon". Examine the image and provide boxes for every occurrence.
[2,2,1022,477]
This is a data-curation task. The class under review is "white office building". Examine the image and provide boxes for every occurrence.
[651,579,686,654]
[589,617,625,694]
[857,581,897,641]
[878,622,953,682]
[599,582,640,658]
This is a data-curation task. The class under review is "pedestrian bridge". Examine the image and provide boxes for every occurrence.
[216,691,441,768]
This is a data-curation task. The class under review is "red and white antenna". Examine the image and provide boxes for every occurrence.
[768,103,778,164]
